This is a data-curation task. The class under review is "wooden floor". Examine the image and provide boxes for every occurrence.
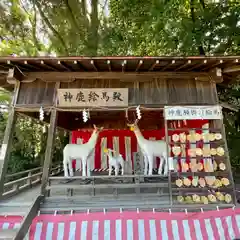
[1,174,240,216]
[1,171,173,214]
[0,185,41,215]
[0,174,237,240]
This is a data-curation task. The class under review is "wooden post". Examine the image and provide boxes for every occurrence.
[164,112,173,206]
[211,82,236,204]
[214,118,237,205]
[40,109,58,195]
[40,82,59,195]
[0,80,20,198]
[14,195,44,240]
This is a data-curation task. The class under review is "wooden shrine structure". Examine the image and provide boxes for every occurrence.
[0,56,240,238]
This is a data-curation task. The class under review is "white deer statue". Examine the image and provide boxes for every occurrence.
[127,120,169,176]
[104,148,125,176]
[63,124,103,177]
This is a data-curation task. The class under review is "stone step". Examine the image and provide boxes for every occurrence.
[0,204,31,216]
[41,195,171,212]
[0,229,18,240]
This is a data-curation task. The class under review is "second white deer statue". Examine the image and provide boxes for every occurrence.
[104,148,125,176]
[63,125,103,177]
[127,120,169,176]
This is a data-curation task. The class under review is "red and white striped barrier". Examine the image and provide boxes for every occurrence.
[92,168,109,172]
[27,207,240,240]
[0,216,22,230]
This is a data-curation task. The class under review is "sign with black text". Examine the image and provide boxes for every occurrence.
[164,105,223,120]
[57,88,128,107]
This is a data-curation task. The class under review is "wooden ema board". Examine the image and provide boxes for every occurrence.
[165,118,236,206]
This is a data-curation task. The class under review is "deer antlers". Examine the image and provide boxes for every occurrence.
[93,124,104,131]
[125,108,139,125]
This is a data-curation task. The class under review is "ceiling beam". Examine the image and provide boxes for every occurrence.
[220,102,238,112]
[7,67,25,84]
[135,60,143,72]
[21,71,217,83]
[223,65,240,73]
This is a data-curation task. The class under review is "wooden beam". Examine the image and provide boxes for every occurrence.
[187,60,207,71]
[160,60,176,71]
[13,195,43,240]
[202,59,224,71]
[220,102,238,112]
[23,71,212,82]
[135,60,143,72]
[6,60,31,72]
[60,61,75,71]
[73,60,87,71]
[57,61,71,71]
[0,81,20,197]
[208,68,223,83]
[122,60,127,72]
[0,108,17,198]
[23,60,41,70]
[213,119,237,204]
[46,182,168,190]
[40,60,58,71]
[149,60,159,71]
[223,65,240,73]
[40,108,58,195]
[40,82,59,194]
[90,60,98,71]
[7,67,24,84]
[107,60,111,71]
[174,60,191,71]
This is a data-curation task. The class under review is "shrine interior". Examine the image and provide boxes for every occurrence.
[20,109,165,131]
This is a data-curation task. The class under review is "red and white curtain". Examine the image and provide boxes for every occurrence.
[71,120,209,171]
[2,208,240,239]
[28,208,240,239]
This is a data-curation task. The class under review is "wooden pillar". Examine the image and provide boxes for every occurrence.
[40,109,58,194]
[41,82,59,195]
[211,81,237,204]
[164,115,173,205]
[0,80,20,197]
[0,108,17,197]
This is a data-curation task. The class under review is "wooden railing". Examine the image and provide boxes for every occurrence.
[2,164,63,199]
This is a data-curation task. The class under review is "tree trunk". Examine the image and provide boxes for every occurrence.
[86,0,99,55]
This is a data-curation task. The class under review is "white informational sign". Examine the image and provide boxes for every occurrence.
[57,88,128,107]
[164,105,223,120]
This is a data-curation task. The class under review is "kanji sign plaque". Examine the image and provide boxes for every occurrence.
[164,105,223,120]
[57,88,128,107]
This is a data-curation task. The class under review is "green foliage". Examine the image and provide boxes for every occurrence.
[2,113,68,175]
[0,91,67,175]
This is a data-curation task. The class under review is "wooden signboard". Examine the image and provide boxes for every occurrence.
[133,152,144,183]
[57,88,128,107]
[164,105,223,120]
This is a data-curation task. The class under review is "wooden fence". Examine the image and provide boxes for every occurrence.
[2,164,62,200]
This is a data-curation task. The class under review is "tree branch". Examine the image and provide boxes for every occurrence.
[63,0,79,31]
[199,0,205,9]
[190,0,205,55]
[190,0,196,23]
[35,1,69,55]
[32,3,42,54]
[87,0,99,55]
[81,0,90,29]
[19,0,45,54]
